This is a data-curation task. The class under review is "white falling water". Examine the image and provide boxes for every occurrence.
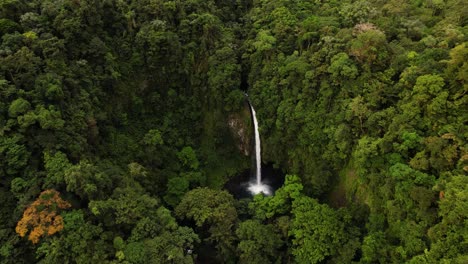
[251,105,261,184]
[247,101,271,195]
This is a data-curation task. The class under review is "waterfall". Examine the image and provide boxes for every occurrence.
[246,97,271,195]
[249,103,262,185]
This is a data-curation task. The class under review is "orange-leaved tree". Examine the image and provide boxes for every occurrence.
[16,189,71,244]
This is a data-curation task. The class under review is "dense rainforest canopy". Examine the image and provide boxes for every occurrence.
[0,0,467,263]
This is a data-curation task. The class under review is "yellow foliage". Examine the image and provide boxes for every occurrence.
[15,189,71,244]
[22,31,38,40]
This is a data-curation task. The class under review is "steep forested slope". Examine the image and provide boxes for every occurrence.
[0,0,466,263]
[243,1,467,262]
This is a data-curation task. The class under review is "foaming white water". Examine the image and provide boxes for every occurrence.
[248,183,271,195]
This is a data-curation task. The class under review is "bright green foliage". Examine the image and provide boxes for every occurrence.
[249,175,303,220]
[43,151,71,188]
[340,1,376,26]
[177,147,200,170]
[143,129,163,146]
[253,30,276,53]
[290,196,346,263]
[8,98,30,117]
[36,106,65,130]
[361,231,389,263]
[413,74,445,96]
[420,175,468,263]
[328,52,358,79]
[128,162,148,179]
[122,241,146,263]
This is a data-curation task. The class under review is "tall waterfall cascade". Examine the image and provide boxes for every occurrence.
[251,105,262,184]
[246,99,271,195]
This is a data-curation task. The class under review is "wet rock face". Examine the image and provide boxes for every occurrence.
[228,112,251,156]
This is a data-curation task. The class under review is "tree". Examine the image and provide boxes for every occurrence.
[0,135,30,175]
[164,177,189,207]
[175,188,238,261]
[0,18,20,35]
[328,52,358,80]
[361,231,389,263]
[138,226,200,264]
[43,150,71,188]
[289,196,347,264]
[35,105,65,130]
[340,1,377,26]
[177,146,200,170]
[420,175,468,263]
[8,98,30,117]
[249,175,303,220]
[1,46,42,89]
[64,161,113,200]
[252,30,276,59]
[16,189,71,244]
[143,129,163,146]
[88,185,159,229]
[35,210,111,263]
[207,46,241,107]
[347,96,371,134]
[236,220,283,264]
[118,206,200,264]
[349,29,388,69]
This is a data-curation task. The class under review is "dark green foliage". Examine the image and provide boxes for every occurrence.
[0,0,466,263]
[0,18,20,35]
[236,220,283,264]
[35,210,111,263]
[164,176,189,207]
[176,188,238,261]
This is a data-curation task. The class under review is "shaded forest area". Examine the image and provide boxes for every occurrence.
[0,0,467,263]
